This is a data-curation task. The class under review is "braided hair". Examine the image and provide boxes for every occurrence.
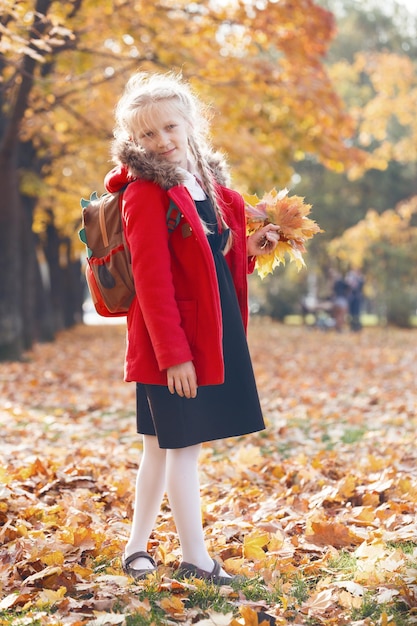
[187,136,229,233]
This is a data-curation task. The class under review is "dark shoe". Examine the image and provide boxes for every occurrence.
[122,551,157,580]
[177,558,242,586]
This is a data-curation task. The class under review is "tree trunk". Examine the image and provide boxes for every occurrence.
[20,195,40,350]
[44,219,65,333]
[61,239,84,328]
[0,0,56,361]
[41,228,85,332]
[0,155,24,360]
[34,246,56,343]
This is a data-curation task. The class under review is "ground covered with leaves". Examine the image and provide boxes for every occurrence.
[0,320,416,626]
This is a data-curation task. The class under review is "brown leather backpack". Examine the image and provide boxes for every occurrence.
[79,187,180,316]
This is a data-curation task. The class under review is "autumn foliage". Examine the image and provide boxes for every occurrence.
[1,0,370,362]
[244,189,322,277]
[1,321,416,624]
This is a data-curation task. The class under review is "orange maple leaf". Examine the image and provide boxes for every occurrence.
[244,188,322,277]
[305,520,362,548]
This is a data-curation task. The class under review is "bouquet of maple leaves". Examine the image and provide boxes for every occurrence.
[243,188,322,278]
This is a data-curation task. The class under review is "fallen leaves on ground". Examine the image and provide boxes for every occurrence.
[0,320,416,625]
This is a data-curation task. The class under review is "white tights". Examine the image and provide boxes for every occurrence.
[124,434,216,572]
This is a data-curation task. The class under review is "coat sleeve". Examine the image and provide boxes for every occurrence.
[122,181,194,371]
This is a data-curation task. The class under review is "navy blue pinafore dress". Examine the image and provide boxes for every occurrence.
[136,198,265,448]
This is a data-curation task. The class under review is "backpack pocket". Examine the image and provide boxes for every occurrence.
[88,245,135,315]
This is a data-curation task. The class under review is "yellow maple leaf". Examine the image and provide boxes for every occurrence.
[36,586,67,606]
[40,551,65,566]
[337,589,363,610]
[243,187,322,278]
[243,532,269,560]
[73,563,94,579]
[233,606,274,626]
[159,595,185,617]
[223,557,246,575]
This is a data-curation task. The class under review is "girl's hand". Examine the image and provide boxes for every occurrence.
[247,224,280,256]
[167,361,198,398]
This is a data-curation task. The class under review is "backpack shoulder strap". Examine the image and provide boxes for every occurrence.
[166,199,181,233]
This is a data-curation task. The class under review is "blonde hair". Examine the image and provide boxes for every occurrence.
[114,72,229,232]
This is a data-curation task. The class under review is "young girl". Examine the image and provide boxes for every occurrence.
[105,71,280,585]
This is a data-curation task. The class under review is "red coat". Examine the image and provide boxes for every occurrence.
[105,150,254,386]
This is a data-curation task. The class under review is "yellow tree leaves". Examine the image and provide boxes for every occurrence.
[0,1,74,63]
[204,0,364,190]
[330,51,417,176]
[330,200,417,268]
[354,52,417,163]
[2,0,366,249]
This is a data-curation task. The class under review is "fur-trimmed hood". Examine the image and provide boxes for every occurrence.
[110,138,230,190]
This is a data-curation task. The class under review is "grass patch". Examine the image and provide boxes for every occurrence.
[124,576,277,625]
[340,427,367,444]
[290,574,310,604]
[283,314,381,327]
[386,540,417,555]
[125,583,174,625]
[184,584,235,613]
[351,593,380,621]
[327,550,358,576]
[126,614,156,626]
[349,593,412,625]
[0,610,48,626]
[240,576,280,603]
[92,554,120,574]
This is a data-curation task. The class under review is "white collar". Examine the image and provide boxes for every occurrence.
[178,167,206,201]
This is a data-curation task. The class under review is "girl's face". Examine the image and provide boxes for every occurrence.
[135,102,189,169]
